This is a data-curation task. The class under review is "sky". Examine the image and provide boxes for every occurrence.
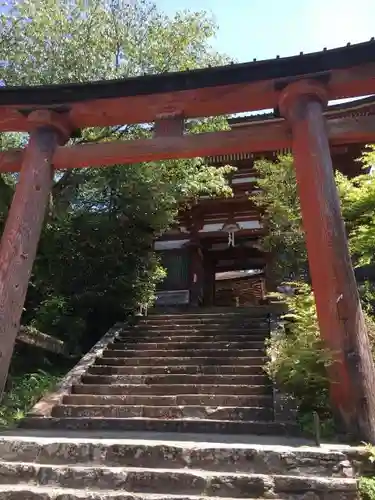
[156,0,375,63]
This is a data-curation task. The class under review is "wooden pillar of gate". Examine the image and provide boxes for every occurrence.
[279,80,375,442]
[0,110,70,398]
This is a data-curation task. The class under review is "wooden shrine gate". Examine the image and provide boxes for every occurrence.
[1,40,375,441]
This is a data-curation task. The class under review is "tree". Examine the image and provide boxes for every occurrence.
[336,146,375,267]
[0,0,233,351]
[252,149,375,283]
[254,149,375,433]
[251,155,307,283]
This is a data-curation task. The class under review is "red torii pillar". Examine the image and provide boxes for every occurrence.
[0,110,71,397]
[279,80,375,442]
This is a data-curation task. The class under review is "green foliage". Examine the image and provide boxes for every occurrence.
[251,155,307,282]
[358,444,375,500]
[253,150,375,276]
[360,145,375,172]
[265,281,375,435]
[0,0,228,85]
[336,166,375,267]
[266,282,332,415]
[364,312,375,361]
[359,477,375,500]
[0,1,233,351]
[364,444,375,465]
[25,158,233,348]
[0,370,61,428]
[359,282,375,316]
[255,150,375,435]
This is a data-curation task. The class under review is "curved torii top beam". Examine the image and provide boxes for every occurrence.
[0,39,374,132]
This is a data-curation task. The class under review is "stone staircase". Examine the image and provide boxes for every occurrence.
[22,307,295,435]
[0,307,361,498]
[0,434,358,499]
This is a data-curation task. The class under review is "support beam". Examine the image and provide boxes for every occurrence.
[0,111,70,397]
[154,113,184,137]
[0,114,375,173]
[279,80,375,442]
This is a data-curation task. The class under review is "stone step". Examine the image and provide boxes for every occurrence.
[62,394,273,407]
[102,349,266,358]
[140,312,269,319]
[116,335,268,344]
[145,307,270,321]
[88,365,265,376]
[19,417,300,435]
[118,327,269,335]
[110,341,266,350]
[145,310,272,319]
[51,404,273,421]
[71,383,271,396]
[81,374,269,386]
[0,485,291,500]
[0,462,357,497]
[97,356,267,367]
[129,321,269,328]
[0,436,353,476]
[140,319,268,325]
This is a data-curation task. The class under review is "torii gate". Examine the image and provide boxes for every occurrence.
[1,40,375,441]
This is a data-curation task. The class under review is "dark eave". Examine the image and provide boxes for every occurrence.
[327,94,375,112]
[0,40,374,106]
[229,94,375,126]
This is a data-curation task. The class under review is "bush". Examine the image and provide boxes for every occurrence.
[359,445,375,499]
[265,282,333,431]
[266,281,375,436]
[365,312,375,360]
[359,477,375,499]
[0,370,61,428]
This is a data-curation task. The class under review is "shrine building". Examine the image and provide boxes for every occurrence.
[154,96,375,308]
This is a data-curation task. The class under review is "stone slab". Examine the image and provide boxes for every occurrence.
[88,365,265,376]
[80,374,269,386]
[0,435,356,476]
[61,395,272,407]
[0,485,273,500]
[19,417,300,436]
[70,383,271,396]
[0,463,358,496]
[50,405,273,421]
[96,356,267,367]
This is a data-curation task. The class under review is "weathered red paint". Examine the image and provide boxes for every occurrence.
[0,57,375,132]
[280,80,375,442]
[0,114,374,173]
[0,111,70,398]
[154,113,184,137]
